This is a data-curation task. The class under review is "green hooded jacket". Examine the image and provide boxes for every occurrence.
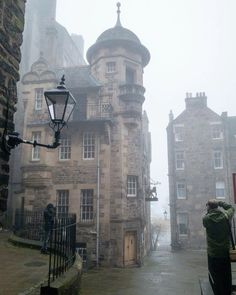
[203,201,235,257]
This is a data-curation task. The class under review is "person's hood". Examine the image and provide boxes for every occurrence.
[207,208,225,223]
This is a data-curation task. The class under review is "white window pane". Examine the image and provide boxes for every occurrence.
[211,124,223,139]
[177,183,186,199]
[127,175,137,197]
[35,88,43,110]
[213,151,223,169]
[83,132,95,159]
[31,131,41,160]
[80,189,93,222]
[216,181,225,199]
[174,125,184,142]
[59,137,71,160]
[177,213,188,235]
[175,152,184,170]
[57,190,69,217]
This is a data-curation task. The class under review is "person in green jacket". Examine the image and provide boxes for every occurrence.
[203,199,235,295]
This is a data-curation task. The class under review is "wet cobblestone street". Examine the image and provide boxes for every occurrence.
[81,246,209,295]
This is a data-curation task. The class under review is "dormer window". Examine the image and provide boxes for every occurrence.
[35,88,43,110]
[106,62,116,73]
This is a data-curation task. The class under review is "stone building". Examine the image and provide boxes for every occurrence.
[13,4,152,267]
[167,92,236,249]
[20,0,85,75]
[8,0,85,217]
[0,0,26,213]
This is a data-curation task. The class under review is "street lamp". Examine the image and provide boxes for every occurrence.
[2,75,76,153]
[163,210,167,220]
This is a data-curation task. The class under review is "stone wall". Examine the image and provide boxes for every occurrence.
[0,0,26,212]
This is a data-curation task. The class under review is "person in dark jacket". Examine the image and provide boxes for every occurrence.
[203,199,235,295]
[41,203,56,254]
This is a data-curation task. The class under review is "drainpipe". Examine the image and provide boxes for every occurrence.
[96,135,100,268]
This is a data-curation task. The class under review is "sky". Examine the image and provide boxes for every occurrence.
[56,0,236,218]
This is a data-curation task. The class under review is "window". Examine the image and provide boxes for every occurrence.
[76,243,87,265]
[211,123,223,139]
[213,151,223,169]
[59,137,71,160]
[57,190,69,217]
[176,182,186,199]
[106,62,116,73]
[80,189,93,222]
[34,88,43,110]
[216,181,225,199]
[175,152,184,170]
[177,213,188,235]
[127,175,137,197]
[126,67,135,84]
[174,125,184,142]
[31,131,41,160]
[83,132,95,159]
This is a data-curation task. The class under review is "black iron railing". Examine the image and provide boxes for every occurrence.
[14,209,44,240]
[48,214,76,286]
[14,210,77,287]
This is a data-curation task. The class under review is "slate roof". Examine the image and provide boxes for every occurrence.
[55,66,101,90]
[86,5,150,67]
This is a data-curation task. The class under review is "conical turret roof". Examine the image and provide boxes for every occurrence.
[87,3,150,67]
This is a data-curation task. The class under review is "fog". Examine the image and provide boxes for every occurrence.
[57,0,236,218]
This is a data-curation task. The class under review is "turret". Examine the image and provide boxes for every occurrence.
[86,3,150,124]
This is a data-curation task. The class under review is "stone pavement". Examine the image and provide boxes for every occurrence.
[0,232,48,295]
[81,245,236,295]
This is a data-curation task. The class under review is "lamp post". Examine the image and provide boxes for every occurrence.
[164,210,167,220]
[2,75,76,153]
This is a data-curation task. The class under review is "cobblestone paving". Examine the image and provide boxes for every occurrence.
[81,246,209,295]
[0,232,48,295]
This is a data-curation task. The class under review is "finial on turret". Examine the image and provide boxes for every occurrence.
[116,2,122,27]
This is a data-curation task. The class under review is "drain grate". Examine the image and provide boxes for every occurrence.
[24,261,47,267]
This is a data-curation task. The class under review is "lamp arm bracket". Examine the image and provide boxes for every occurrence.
[4,130,60,152]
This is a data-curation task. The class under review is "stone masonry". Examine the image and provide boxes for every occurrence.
[0,0,26,212]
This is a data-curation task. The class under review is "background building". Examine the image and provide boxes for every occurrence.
[11,4,152,267]
[167,92,236,249]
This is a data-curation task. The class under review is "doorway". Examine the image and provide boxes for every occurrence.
[124,231,137,266]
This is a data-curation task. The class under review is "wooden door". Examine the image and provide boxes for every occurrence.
[124,231,137,266]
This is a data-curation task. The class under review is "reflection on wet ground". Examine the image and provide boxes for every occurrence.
[81,246,209,295]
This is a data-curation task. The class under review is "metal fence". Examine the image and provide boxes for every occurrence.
[48,214,77,286]
[14,210,77,287]
[14,209,44,241]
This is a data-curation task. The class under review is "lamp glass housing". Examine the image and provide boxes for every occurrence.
[44,88,76,125]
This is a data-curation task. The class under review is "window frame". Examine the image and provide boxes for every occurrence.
[80,189,94,222]
[106,62,116,73]
[175,151,185,170]
[213,150,223,169]
[174,124,184,142]
[31,131,41,161]
[125,67,136,84]
[34,88,44,111]
[210,122,223,140]
[177,213,188,236]
[127,175,138,197]
[56,190,69,217]
[215,181,225,199]
[59,136,71,160]
[176,182,187,199]
[83,132,95,160]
